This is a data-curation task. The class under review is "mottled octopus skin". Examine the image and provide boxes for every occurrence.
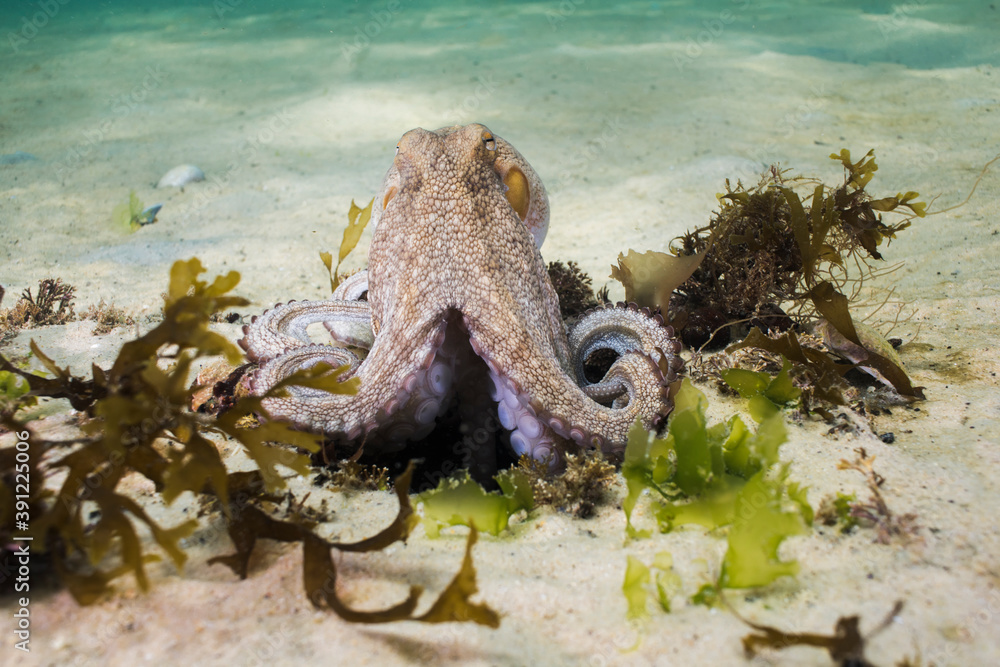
[240,124,682,465]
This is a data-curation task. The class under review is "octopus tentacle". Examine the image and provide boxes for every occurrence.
[251,317,451,445]
[332,270,369,301]
[568,302,680,400]
[477,345,677,462]
[489,368,561,466]
[469,301,682,460]
[253,344,362,392]
[239,300,373,363]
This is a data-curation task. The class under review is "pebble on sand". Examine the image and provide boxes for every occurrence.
[157,164,205,188]
[0,151,38,165]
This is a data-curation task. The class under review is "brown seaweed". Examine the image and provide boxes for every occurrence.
[0,278,77,341]
[612,148,927,405]
[737,599,904,667]
[837,448,919,545]
[210,461,500,626]
[321,197,374,292]
[547,260,603,319]
[0,258,497,627]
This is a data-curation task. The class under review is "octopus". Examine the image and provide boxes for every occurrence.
[239,124,683,471]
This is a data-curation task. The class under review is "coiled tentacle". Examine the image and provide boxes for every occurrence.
[568,302,681,402]
[332,270,369,301]
[239,300,373,364]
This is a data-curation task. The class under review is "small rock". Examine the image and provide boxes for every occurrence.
[0,151,38,165]
[156,164,205,188]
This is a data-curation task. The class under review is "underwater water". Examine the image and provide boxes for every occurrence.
[2,0,998,301]
[1,0,997,306]
[1,0,999,665]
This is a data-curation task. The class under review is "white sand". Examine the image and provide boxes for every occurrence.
[1,1,999,665]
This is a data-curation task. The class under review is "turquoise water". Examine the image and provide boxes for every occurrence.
[0,0,997,304]
[4,0,998,68]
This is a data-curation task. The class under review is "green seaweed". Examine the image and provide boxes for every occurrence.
[622,551,683,619]
[0,370,32,415]
[111,190,157,232]
[720,469,809,588]
[725,327,851,417]
[417,468,533,538]
[816,492,859,534]
[721,356,802,422]
[622,555,652,620]
[622,379,810,591]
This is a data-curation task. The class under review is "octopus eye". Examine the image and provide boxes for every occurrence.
[503,166,530,221]
[482,132,497,152]
[395,144,400,155]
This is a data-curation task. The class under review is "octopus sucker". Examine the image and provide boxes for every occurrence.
[240,124,683,469]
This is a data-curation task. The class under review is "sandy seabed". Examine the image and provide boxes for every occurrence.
[1,1,999,665]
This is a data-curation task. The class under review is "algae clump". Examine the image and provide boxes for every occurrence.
[720,356,802,422]
[611,148,926,405]
[622,379,811,590]
[417,468,533,537]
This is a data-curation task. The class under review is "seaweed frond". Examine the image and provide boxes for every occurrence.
[610,148,926,402]
[837,447,919,545]
[622,551,683,618]
[736,598,904,667]
[111,190,158,232]
[621,379,811,589]
[0,278,77,340]
[82,300,137,335]
[720,356,802,422]
[321,197,374,292]
[417,468,533,537]
[0,258,329,601]
[1,258,498,627]
[208,461,500,627]
[312,459,389,493]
